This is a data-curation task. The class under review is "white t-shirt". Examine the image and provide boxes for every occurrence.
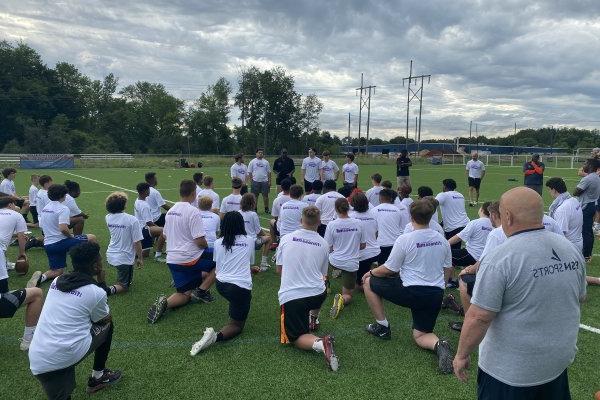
[302,193,321,207]
[29,279,109,375]
[277,229,329,305]
[435,191,470,232]
[36,189,49,212]
[147,187,166,222]
[315,191,345,225]
[164,202,205,264]
[466,159,486,179]
[479,226,507,260]
[239,210,262,238]
[301,156,322,182]
[248,158,271,182]
[105,213,143,266]
[134,198,153,227]
[277,199,308,237]
[29,185,39,207]
[40,201,71,245]
[196,188,220,211]
[384,229,452,289]
[401,197,414,209]
[552,197,583,252]
[271,194,291,218]
[373,202,408,247]
[220,194,242,214]
[349,210,381,261]
[63,194,82,217]
[0,208,27,280]
[342,162,359,184]
[320,160,339,181]
[324,217,365,271]
[457,217,494,260]
[214,235,254,290]
[393,201,411,233]
[543,214,564,236]
[230,163,248,180]
[200,210,220,246]
[404,220,445,237]
[366,186,383,207]
[0,178,15,196]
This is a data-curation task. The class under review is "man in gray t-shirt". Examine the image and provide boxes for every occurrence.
[574,158,600,259]
[453,187,586,400]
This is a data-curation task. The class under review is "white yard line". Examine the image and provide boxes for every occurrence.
[580,324,600,335]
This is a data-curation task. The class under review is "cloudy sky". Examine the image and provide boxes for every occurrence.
[2,0,600,140]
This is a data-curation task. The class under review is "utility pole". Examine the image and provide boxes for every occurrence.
[475,123,479,154]
[347,113,351,150]
[356,73,376,156]
[403,60,431,151]
[513,123,517,155]
[469,121,472,154]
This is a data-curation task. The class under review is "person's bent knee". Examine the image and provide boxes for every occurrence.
[25,287,43,301]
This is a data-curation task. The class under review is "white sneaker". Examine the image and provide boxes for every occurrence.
[258,264,269,272]
[6,262,15,271]
[26,271,42,288]
[190,327,217,356]
[20,337,32,351]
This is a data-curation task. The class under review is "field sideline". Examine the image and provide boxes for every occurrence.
[1,163,598,399]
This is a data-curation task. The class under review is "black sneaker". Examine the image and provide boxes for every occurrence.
[190,289,215,303]
[441,294,464,316]
[24,237,42,251]
[449,321,463,332]
[436,339,454,374]
[366,322,391,340]
[86,369,122,394]
[446,279,459,289]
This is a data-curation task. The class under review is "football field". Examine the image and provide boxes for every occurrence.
[1,163,599,399]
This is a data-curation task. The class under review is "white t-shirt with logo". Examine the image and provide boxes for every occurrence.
[164,202,206,264]
[543,214,564,236]
[435,191,470,232]
[320,160,339,181]
[271,194,291,218]
[40,201,71,245]
[373,202,408,247]
[29,279,109,375]
[277,229,329,305]
[200,210,220,247]
[366,186,383,207]
[552,197,583,252]
[220,194,242,214]
[0,208,27,280]
[324,217,365,271]
[342,162,359,184]
[63,194,82,217]
[466,159,486,179]
[239,210,262,238]
[214,235,254,290]
[457,217,494,260]
[134,199,153,227]
[147,187,167,222]
[302,193,321,207]
[384,229,452,289]
[479,226,507,260]
[36,189,50,212]
[248,158,271,182]
[315,191,345,225]
[230,163,248,180]
[105,212,143,266]
[301,156,322,182]
[29,185,39,207]
[0,179,16,196]
[196,188,220,211]
[277,199,308,237]
[404,220,445,237]
[349,210,381,261]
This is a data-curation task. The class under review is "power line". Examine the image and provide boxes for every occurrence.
[355,73,375,154]
[402,60,430,152]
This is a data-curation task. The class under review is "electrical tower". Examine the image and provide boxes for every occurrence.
[356,73,376,155]
[402,61,431,152]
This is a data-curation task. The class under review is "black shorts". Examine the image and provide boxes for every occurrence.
[280,291,327,343]
[216,280,252,322]
[452,248,477,267]
[276,175,296,185]
[445,227,465,250]
[378,246,393,265]
[461,274,476,297]
[141,226,154,250]
[15,198,25,208]
[155,213,166,227]
[0,289,26,318]
[0,278,7,294]
[30,205,39,224]
[304,179,313,193]
[477,368,571,400]
[468,177,482,190]
[317,224,327,238]
[357,255,379,284]
[369,276,443,333]
[114,264,134,288]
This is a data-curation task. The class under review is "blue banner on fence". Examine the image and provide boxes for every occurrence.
[20,154,75,169]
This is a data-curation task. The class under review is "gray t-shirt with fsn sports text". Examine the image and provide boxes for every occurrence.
[576,172,600,205]
[471,228,586,387]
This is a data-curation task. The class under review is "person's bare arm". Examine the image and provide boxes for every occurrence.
[360,242,366,250]
[161,204,171,211]
[481,170,486,180]
[276,264,282,275]
[193,236,208,249]
[134,241,143,268]
[459,261,480,276]
[59,223,73,238]
[17,232,27,258]
[448,235,462,246]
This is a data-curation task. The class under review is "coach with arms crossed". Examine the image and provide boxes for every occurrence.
[523,154,545,195]
[453,187,586,399]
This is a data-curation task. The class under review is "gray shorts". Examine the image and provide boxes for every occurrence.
[397,176,411,187]
[114,264,133,288]
[251,181,270,196]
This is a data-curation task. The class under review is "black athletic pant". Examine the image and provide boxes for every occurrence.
[582,202,595,258]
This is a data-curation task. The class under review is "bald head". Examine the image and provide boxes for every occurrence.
[499,187,544,236]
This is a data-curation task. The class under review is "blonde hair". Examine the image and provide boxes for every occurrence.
[302,206,321,228]
[105,191,128,213]
[198,196,213,211]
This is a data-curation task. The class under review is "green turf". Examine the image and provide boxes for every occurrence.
[1,163,599,399]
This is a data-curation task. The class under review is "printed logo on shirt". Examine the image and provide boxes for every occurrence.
[50,281,82,297]
[531,258,579,278]
[282,205,300,210]
[167,211,183,217]
[336,227,358,233]
[292,237,322,247]
[416,241,443,248]
[377,208,398,213]
[481,226,493,232]
[452,196,464,199]
[107,224,127,229]
[550,249,561,262]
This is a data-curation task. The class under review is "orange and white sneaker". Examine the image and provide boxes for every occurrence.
[321,335,339,372]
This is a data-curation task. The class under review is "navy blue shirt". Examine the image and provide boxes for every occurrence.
[523,161,545,186]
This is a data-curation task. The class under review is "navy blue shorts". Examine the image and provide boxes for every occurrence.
[167,252,215,293]
[141,227,153,250]
[44,236,88,269]
[477,368,571,400]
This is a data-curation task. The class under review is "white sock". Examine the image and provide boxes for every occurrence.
[40,274,48,283]
[376,319,389,327]
[91,370,104,379]
[312,339,324,353]
[155,251,162,258]
[23,325,35,341]
[261,256,268,264]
